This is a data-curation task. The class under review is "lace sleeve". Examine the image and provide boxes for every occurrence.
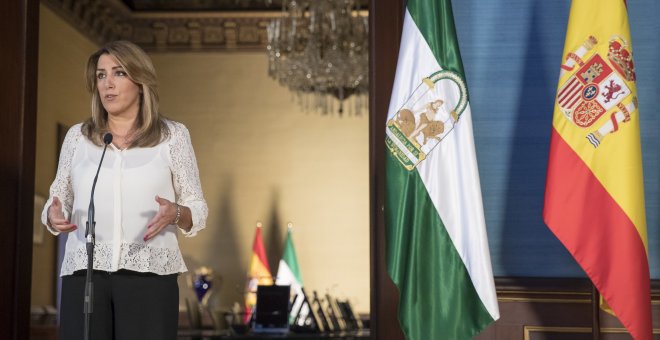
[168,121,208,237]
[41,124,82,235]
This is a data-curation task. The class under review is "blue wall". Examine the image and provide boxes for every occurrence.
[450,0,660,277]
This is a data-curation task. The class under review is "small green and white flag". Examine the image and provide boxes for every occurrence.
[276,223,304,324]
[385,0,499,338]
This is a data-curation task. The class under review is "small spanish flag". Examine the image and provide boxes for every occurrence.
[244,222,273,323]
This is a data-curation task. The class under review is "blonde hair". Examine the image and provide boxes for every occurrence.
[82,40,168,147]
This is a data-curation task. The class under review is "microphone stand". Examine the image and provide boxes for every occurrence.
[84,133,112,340]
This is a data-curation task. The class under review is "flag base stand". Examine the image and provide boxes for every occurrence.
[592,284,601,340]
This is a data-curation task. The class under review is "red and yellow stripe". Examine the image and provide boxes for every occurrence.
[544,1,650,339]
[545,129,650,339]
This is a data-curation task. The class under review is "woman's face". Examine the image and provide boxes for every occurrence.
[96,54,141,118]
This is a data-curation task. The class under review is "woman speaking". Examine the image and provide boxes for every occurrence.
[42,40,208,340]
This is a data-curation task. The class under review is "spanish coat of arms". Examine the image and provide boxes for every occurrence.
[556,35,637,148]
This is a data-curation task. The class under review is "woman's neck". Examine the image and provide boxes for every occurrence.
[108,115,136,134]
[107,116,137,149]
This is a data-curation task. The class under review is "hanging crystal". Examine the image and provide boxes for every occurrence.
[266,0,368,115]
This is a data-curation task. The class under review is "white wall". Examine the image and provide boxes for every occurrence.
[152,52,370,313]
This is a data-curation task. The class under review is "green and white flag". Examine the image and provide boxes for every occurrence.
[385,0,499,338]
[276,225,304,323]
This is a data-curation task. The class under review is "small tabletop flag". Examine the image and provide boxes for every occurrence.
[244,222,273,323]
[276,223,304,324]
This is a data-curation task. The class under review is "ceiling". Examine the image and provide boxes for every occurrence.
[42,0,282,51]
[120,0,285,12]
[119,0,367,12]
[43,0,368,52]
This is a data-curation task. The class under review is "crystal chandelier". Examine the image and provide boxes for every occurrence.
[266,0,368,115]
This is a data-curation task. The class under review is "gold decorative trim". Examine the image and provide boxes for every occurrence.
[497,289,660,304]
[131,11,282,20]
[498,297,591,304]
[41,0,280,51]
[497,289,591,296]
[523,326,660,340]
[497,288,591,303]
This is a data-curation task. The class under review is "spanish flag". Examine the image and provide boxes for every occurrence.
[244,222,273,323]
[543,1,650,339]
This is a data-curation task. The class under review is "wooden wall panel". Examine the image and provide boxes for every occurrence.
[369,0,405,338]
[0,0,38,338]
[473,278,660,339]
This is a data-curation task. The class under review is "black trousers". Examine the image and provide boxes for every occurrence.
[60,269,179,340]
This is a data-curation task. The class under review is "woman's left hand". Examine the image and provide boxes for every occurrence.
[144,195,177,242]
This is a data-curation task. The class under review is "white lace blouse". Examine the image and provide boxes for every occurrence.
[41,120,208,276]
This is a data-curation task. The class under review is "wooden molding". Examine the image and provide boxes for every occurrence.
[473,277,660,339]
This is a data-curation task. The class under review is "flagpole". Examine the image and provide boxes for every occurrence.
[591,284,601,340]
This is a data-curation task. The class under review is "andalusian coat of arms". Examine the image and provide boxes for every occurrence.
[386,70,468,170]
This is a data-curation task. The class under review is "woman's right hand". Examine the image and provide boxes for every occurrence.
[48,196,77,233]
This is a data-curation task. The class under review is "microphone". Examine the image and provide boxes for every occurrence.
[86,133,113,243]
[84,132,112,340]
[103,132,113,145]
